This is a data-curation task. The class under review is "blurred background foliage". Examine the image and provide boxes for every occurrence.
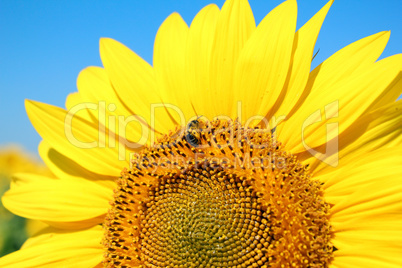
[0,146,50,257]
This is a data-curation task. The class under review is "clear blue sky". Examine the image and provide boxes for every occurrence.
[0,0,401,155]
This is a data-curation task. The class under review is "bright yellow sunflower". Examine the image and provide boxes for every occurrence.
[1,0,402,267]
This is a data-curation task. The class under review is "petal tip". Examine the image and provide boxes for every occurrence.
[99,37,121,52]
[25,99,38,111]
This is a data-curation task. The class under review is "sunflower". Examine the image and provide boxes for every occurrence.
[1,0,401,267]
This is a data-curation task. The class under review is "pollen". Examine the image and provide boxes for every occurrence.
[102,119,334,267]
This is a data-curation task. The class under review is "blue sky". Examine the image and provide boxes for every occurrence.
[0,0,401,155]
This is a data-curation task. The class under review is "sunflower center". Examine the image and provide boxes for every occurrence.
[102,119,334,267]
[140,165,270,267]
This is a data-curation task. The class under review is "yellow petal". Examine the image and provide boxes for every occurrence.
[38,140,116,190]
[2,173,111,223]
[65,92,95,123]
[367,72,402,111]
[77,66,149,144]
[331,214,402,263]
[25,220,49,238]
[280,53,402,153]
[100,38,175,133]
[77,66,120,107]
[26,100,130,176]
[308,101,402,174]
[340,101,402,155]
[210,0,255,117]
[234,0,297,123]
[332,246,402,268]
[330,175,402,221]
[274,0,333,119]
[65,92,81,110]
[317,147,402,199]
[288,30,389,118]
[277,31,390,147]
[154,13,195,124]
[185,4,220,120]
[0,226,103,267]
[333,220,402,248]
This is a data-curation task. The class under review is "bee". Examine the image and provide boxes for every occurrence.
[186,116,206,147]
